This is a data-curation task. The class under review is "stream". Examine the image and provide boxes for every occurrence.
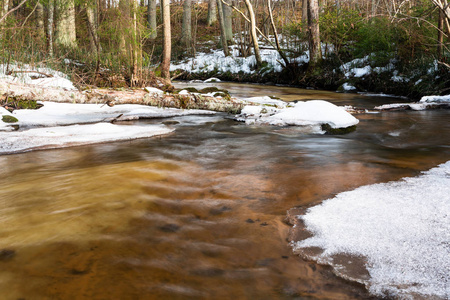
[0,83,449,299]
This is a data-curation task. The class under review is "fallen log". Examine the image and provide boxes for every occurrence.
[0,80,245,114]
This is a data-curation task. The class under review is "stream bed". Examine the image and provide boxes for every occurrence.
[1,83,449,299]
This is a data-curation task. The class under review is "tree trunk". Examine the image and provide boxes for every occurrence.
[223,3,233,42]
[438,9,444,58]
[86,3,102,54]
[207,0,217,26]
[161,0,171,81]
[267,0,289,67]
[47,0,54,56]
[181,0,192,48]
[131,0,140,86]
[430,0,450,33]
[216,0,230,56]
[244,0,262,67]
[307,0,321,67]
[36,2,45,40]
[147,0,157,39]
[1,0,9,19]
[119,0,130,58]
[55,0,77,49]
[302,0,307,25]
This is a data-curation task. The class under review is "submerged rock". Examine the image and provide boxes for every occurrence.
[235,100,359,134]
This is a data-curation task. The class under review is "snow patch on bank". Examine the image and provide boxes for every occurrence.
[420,94,450,103]
[0,123,173,155]
[0,63,76,90]
[2,101,215,129]
[292,161,450,299]
[0,101,217,153]
[170,47,286,74]
[375,94,450,111]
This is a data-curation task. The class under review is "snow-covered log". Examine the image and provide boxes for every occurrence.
[0,81,245,113]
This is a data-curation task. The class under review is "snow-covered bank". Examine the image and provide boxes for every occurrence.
[0,63,76,90]
[291,161,450,299]
[235,97,359,133]
[170,47,285,75]
[375,94,450,111]
[0,101,218,154]
[0,123,173,155]
[0,101,215,130]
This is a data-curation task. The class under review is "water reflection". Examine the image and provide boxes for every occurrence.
[0,89,449,299]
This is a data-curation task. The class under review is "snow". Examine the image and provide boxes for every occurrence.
[170,46,286,75]
[6,101,215,129]
[341,82,357,91]
[0,123,173,155]
[204,77,221,83]
[420,95,450,103]
[243,96,288,108]
[0,100,216,153]
[145,86,165,97]
[340,56,371,78]
[0,63,77,90]
[292,161,450,299]
[374,93,450,110]
[236,99,359,130]
[352,66,372,78]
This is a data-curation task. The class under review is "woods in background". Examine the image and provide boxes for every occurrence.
[0,0,448,91]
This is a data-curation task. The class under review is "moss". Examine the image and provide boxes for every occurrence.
[321,124,357,135]
[199,87,230,95]
[212,92,230,100]
[183,87,200,93]
[1,97,43,110]
[174,94,192,109]
[2,115,18,123]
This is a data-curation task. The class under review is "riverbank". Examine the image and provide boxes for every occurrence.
[170,46,450,100]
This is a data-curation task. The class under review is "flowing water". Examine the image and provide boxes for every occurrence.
[0,83,449,299]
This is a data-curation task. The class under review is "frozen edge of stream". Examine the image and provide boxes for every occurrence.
[290,161,450,300]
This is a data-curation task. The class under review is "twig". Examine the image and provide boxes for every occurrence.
[438,60,450,69]
[20,1,40,30]
[171,71,186,81]
[7,70,54,78]
[0,0,28,24]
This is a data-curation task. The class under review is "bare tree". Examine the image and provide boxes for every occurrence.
[55,0,77,49]
[86,2,102,55]
[430,0,450,33]
[161,0,171,81]
[36,1,46,40]
[47,0,55,56]
[207,0,217,26]
[181,0,192,48]
[148,0,157,39]
[307,0,321,67]
[243,0,262,67]
[302,0,308,24]
[216,0,230,56]
[223,3,233,42]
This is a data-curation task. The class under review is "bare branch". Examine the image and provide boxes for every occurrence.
[220,0,289,69]
[0,0,28,24]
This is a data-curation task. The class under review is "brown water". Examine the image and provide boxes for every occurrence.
[1,84,449,299]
